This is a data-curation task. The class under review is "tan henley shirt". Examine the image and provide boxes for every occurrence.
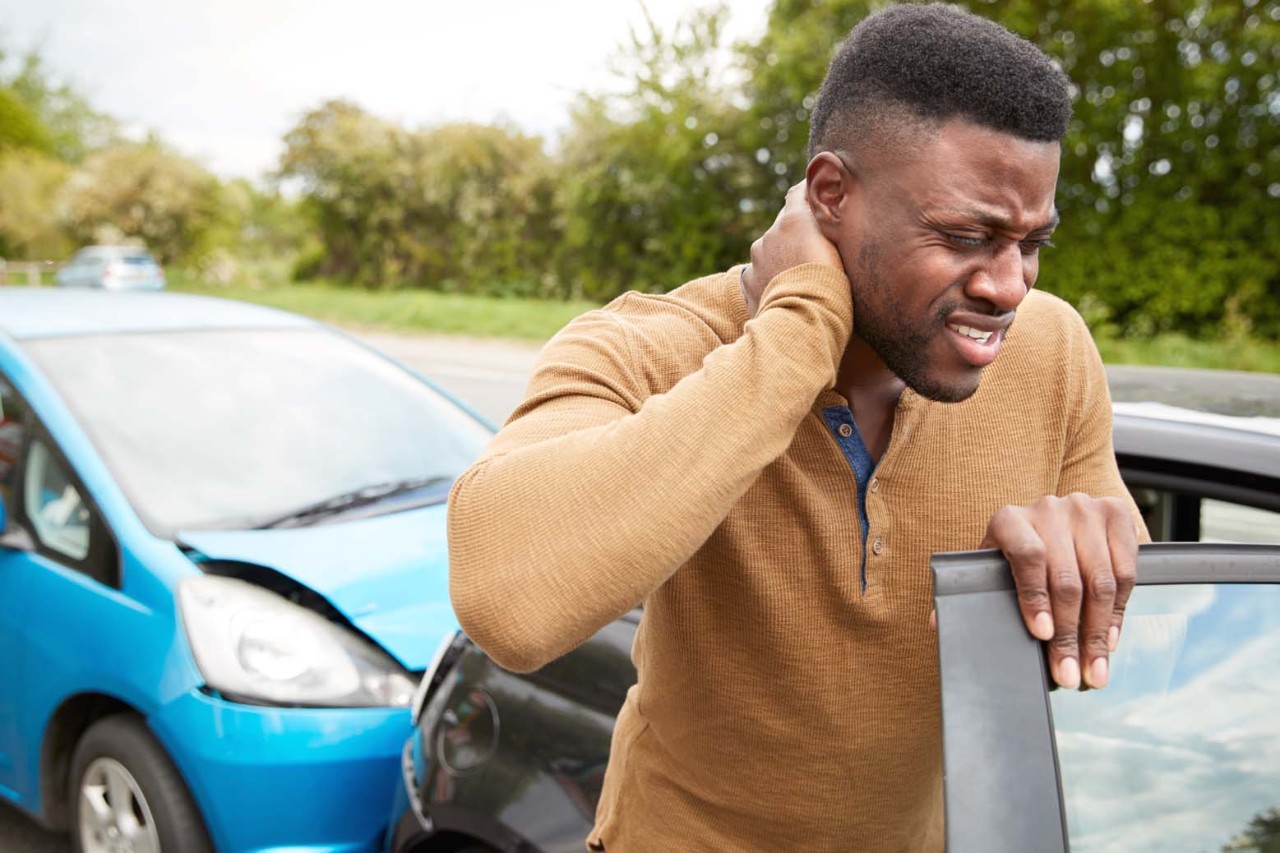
[448,263,1138,851]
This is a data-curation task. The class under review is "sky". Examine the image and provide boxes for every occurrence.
[0,0,772,181]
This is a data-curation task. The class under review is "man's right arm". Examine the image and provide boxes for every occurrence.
[447,262,850,673]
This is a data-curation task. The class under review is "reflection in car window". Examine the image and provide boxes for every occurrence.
[1051,583,1280,852]
[1201,500,1280,544]
[24,439,91,560]
[23,328,492,536]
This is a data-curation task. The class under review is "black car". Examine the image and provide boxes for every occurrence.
[387,367,1280,853]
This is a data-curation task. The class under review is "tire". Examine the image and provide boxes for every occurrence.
[68,713,214,853]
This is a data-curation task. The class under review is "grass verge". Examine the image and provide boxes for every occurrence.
[1093,331,1280,373]
[172,280,601,342]
[174,279,1279,372]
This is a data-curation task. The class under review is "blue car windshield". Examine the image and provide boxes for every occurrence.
[24,328,492,537]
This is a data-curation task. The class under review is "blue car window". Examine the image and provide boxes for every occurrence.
[23,328,493,537]
[1050,583,1280,852]
[24,439,91,561]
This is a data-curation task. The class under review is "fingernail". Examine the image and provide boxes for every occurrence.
[1033,612,1054,640]
[1089,657,1109,689]
[1058,657,1080,690]
[1109,626,1120,652]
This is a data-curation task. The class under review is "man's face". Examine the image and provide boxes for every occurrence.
[833,120,1061,402]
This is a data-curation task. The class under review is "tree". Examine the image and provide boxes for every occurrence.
[413,122,561,296]
[982,0,1280,338]
[1223,805,1280,853]
[738,0,880,212]
[280,100,558,292]
[0,148,73,259]
[555,4,757,301]
[0,42,124,261]
[1,45,117,163]
[0,84,54,154]
[59,139,226,264]
[278,100,403,283]
[736,0,1280,338]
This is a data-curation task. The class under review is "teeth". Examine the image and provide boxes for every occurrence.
[949,324,992,343]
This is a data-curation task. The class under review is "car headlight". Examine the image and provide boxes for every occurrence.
[178,574,416,707]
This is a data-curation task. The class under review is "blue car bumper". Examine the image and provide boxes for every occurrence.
[151,690,412,852]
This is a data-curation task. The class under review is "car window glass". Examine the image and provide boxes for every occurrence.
[24,439,91,560]
[0,376,29,505]
[23,328,492,535]
[1201,499,1280,544]
[1050,583,1280,852]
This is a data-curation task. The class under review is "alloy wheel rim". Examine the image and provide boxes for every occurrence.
[78,757,160,853]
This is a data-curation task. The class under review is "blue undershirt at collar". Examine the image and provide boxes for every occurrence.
[821,405,876,589]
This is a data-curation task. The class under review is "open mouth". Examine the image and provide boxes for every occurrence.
[944,320,1005,368]
[947,323,994,345]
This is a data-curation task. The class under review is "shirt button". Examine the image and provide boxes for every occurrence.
[870,477,880,493]
[872,537,884,555]
[837,423,853,438]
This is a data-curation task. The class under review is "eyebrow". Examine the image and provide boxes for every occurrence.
[946,207,1060,234]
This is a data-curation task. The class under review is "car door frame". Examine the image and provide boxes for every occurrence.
[931,542,1280,853]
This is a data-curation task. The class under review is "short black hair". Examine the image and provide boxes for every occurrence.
[808,3,1072,158]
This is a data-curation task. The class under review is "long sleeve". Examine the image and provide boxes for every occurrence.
[1053,304,1151,540]
[447,264,852,672]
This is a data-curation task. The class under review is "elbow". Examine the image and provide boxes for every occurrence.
[446,464,576,673]
[450,585,560,674]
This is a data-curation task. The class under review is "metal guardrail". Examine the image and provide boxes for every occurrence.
[0,260,59,286]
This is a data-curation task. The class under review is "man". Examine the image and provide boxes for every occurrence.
[448,4,1144,850]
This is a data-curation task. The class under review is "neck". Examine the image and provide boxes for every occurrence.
[835,336,905,461]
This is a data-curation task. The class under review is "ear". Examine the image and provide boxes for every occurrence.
[805,152,855,242]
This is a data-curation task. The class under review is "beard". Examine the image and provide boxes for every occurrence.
[850,244,985,404]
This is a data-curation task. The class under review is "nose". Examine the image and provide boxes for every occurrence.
[965,243,1030,313]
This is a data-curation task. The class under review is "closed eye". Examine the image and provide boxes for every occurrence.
[1020,238,1056,255]
[946,234,988,248]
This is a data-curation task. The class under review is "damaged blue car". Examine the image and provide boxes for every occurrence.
[0,288,491,852]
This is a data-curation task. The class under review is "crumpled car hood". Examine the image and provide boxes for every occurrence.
[178,504,456,670]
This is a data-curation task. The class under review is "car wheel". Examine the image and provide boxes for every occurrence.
[69,713,213,853]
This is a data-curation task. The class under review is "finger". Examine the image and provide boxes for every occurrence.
[780,183,804,216]
[992,505,1083,689]
[1070,495,1115,689]
[1041,503,1084,690]
[929,608,937,633]
[986,506,1053,642]
[1104,498,1139,652]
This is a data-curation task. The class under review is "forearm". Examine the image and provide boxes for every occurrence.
[448,265,850,671]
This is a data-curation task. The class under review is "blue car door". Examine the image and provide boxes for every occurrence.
[0,370,124,812]
[0,374,33,799]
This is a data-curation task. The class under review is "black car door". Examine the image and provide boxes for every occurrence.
[933,543,1280,853]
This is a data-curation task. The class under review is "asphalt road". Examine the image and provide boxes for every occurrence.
[362,332,540,426]
[0,800,65,852]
